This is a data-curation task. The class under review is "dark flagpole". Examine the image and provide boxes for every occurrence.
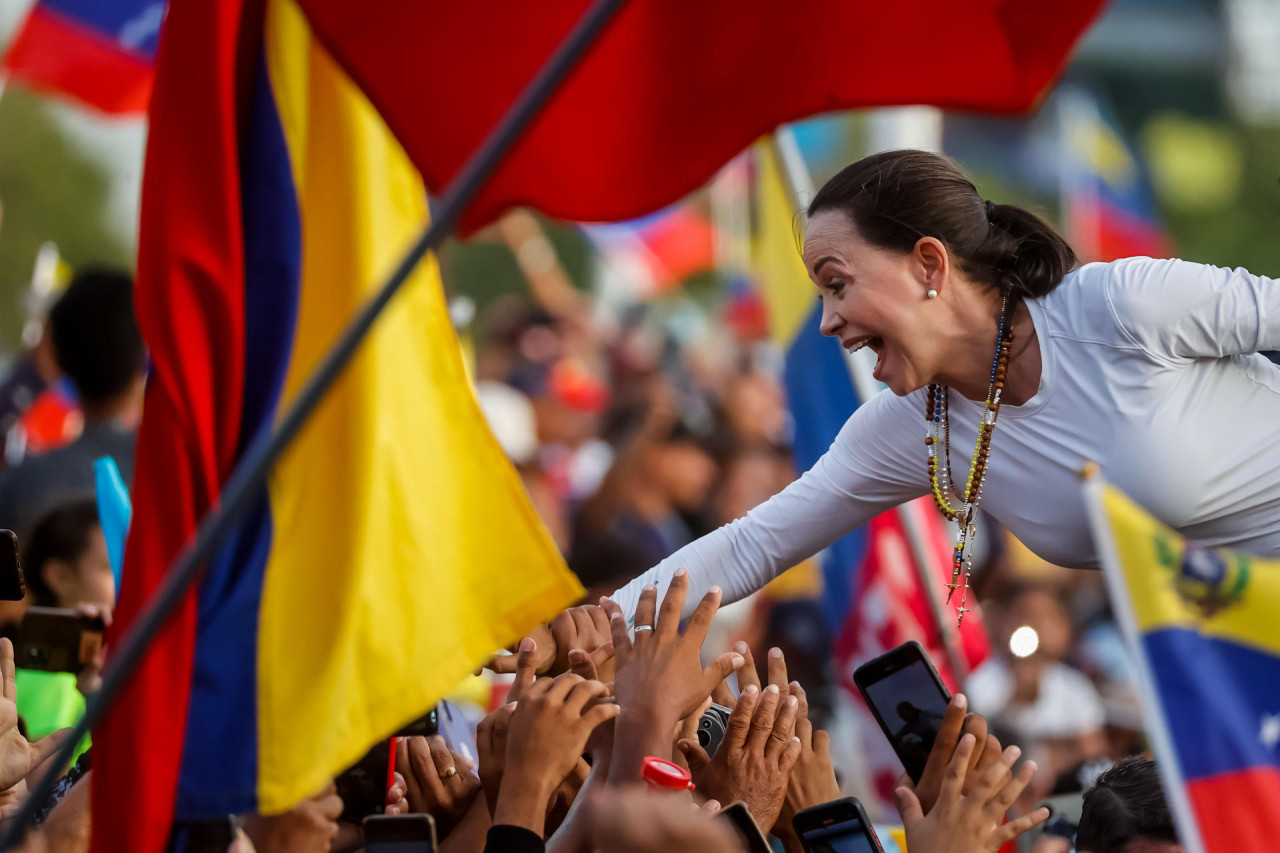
[0,0,629,845]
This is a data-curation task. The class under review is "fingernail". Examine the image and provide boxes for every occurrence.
[766,684,780,694]
[708,584,722,595]
[960,733,975,746]
[599,596,611,606]
[1026,760,1038,774]
[734,641,748,654]
[644,584,657,592]
[791,736,801,743]
[790,680,800,690]
[569,648,586,660]
[504,701,517,710]
[769,647,782,659]
[611,612,623,621]
[743,684,759,696]
[674,568,688,578]
[954,693,968,709]
[519,637,535,653]
[730,653,744,667]
[1007,745,1022,761]
[786,696,798,708]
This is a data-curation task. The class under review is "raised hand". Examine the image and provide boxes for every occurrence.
[678,683,802,831]
[0,638,71,793]
[242,783,342,853]
[550,605,614,679]
[493,672,619,838]
[476,702,517,819]
[898,694,1005,815]
[781,682,840,819]
[894,734,1049,853]
[396,734,482,837]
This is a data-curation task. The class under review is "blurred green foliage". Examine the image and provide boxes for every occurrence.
[0,89,130,353]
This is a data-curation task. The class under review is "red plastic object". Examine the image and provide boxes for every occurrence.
[642,756,694,792]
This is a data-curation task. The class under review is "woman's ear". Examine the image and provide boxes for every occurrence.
[913,236,950,296]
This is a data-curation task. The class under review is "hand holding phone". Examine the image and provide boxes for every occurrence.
[793,797,885,853]
[893,734,1050,853]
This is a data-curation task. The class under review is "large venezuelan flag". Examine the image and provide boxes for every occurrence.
[1086,480,1280,853]
[93,1,582,850]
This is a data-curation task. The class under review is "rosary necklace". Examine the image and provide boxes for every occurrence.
[925,295,1012,626]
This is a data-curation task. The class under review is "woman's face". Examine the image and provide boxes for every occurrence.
[803,209,945,395]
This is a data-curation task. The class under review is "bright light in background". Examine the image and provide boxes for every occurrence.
[1010,625,1040,659]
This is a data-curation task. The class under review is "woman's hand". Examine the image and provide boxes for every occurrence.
[396,735,482,837]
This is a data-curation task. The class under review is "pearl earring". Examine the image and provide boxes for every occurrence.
[927,289,938,299]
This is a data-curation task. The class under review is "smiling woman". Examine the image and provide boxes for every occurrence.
[601,149,1280,629]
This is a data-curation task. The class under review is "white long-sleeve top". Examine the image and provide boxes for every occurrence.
[612,257,1280,617]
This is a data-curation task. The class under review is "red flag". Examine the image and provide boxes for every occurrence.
[297,0,1106,231]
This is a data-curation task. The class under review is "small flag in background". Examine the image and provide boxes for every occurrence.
[1085,478,1280,853]
[2,0,163,113]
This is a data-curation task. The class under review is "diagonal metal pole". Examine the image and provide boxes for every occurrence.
[0,0,629,845]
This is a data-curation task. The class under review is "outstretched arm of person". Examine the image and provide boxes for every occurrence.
[610,390,926,621]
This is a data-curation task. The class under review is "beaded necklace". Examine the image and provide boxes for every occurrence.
[925,295,1013,626]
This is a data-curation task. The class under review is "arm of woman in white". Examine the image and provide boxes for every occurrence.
[1105,257,1280,359]
[608,388,927,621]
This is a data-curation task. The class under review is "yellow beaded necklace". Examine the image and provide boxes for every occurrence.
[925,295,1012,625]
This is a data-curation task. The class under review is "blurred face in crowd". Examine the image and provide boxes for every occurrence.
[805,209,952,396]
[651,440,717,511]
[44,524,114,611]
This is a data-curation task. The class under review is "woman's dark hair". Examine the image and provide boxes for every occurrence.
[22,500,101,608]
[808,150,1077,300]
[49,267,144,405]
[1076,757,1180,852]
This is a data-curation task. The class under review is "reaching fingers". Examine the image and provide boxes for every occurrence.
[564,676,609,713]
[724,683,759,755]
[779,736,803,774]
[681,696,712,743]
[683,585,723,645]
[995,805,1051,845]
[677,739,712,773]
[745,684,782,754]
[975,732,1004,778]
[791,682,812,747]
[0,638,14,704]
[961,713,989,783]
[766,693,800,761]
[711,674,736,709]
[700,651,746,699]
[601,598,631,655]
[583,699,621,730]
[735,642,761,693]
[656,569,689,639]
[972,744,1020,805]
[939,733,977,805]
[767,647,789,693]
[701,798,722,815]
[892,786,925,827]
[568,648,598,682]
[813,729,831,758]
[633,584,658,636]
[990,758,1038,818]
[509,637,540,702]
[916,693,969,796]
[28,728,73,773]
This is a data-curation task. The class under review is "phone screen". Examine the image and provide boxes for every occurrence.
[860,656,949,780]
[799,815,878,853]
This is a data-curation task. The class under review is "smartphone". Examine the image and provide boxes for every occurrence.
[337,708,440,821]
[0,531,25,602]
[15,607,106,674]
[362,813,436,852]
[718,801,772,853]
[697,702,732,757]
[793,797,885,853]
[852,641,951,783]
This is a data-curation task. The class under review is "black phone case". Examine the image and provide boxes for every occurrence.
[793,797,884,853]
[0,531,26,602]
[852,640,951,782]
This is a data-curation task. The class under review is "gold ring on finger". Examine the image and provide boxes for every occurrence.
[440,766,457,779]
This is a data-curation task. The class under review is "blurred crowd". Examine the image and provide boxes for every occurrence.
[0,266,1177,852]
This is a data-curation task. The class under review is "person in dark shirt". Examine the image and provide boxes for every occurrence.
[0,268,145,539]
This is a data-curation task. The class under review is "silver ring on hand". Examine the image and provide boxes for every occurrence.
[633,625,654,633]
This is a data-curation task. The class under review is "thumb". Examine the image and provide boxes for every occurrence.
[677,738,712,772]
[29,728,73,769]
[893,786,924,827]
[485,653,518,675]
[700,651,745,692]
